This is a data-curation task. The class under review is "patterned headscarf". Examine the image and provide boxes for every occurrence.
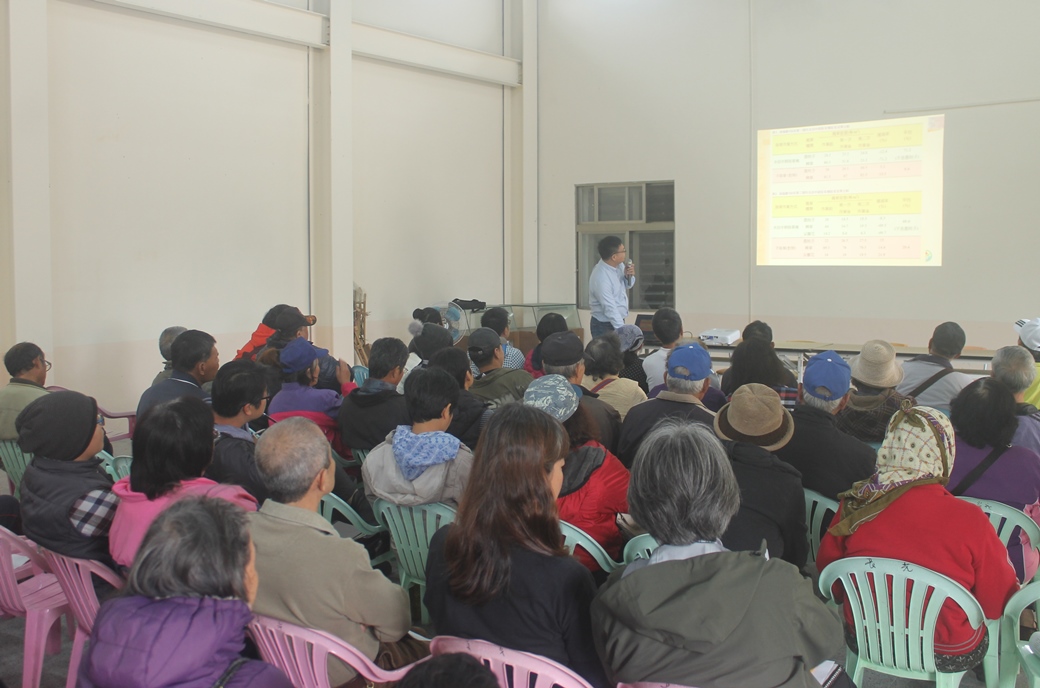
[828,401,955,536]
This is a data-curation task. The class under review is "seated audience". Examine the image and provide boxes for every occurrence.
[642,307,682,392]
[774,351,876,500]
[268,338,352,448]
[428,347,492,450]
[818,405,1019,672]
[713,384,807,568]
[616,325,649,394]
[949,377,1040,582]
[1016,317,1040,407]
[397,653,498,688]
[592,420,842,687]
[991,345,1040,455]
[414,306,443,325]
[835,339,914,442]
[151,326,186,386]
[109,397,257,568]
[235,304,292,362]
[338,337,412,451]
[524,312,569,379]
[136,329,218,419]
[895,321,973,408]
[251,418,412,686]
[79,497,292,688]
[0,342,51,440]
[617,344,715,467]
[207,360,270,503]
[581,333,646,421]
[542,331,622,454]
[0,494,19,533]
[424,404,609,687]
[400,318,455,393]
[722,321,797,387]
[468,327,533,408]
[363,368,474,506]
[257,306,344,393]
[523,375,629,575]
[720,337,798,407]
[17,391,115,563]
[480,307,525,370]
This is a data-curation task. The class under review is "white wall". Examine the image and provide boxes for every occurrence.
[538,0,1040,349]
[353,0,505,55]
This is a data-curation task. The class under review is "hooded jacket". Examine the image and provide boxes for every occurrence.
[362,429,474,506]
[447,390,491,450]
[338,383,411,451]
[591,550,842,688]
[557,441,629,571]
[79,596,291,688]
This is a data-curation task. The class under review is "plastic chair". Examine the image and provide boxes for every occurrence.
[373,499,455,622]
[352,365,369,386]
[0,440,33,499]
[97,404,135,443]
[999,581,1040,688]
[0,528,70,688]
[248,614,421,687]
[430,635,594,688]
[350,448,369,465]
[318,493,394,568]
[40,549,125,688]
[331,448,360,471]
[819,557,999,688]
[958,497,1040,582]
[617,684,699,688]
[96,451,132,483]
[804,488,838,562]
[622,533,660,564]
[560,521,621,573]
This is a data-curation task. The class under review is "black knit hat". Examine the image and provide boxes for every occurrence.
[408,320,454,361]
[16,391,98,461]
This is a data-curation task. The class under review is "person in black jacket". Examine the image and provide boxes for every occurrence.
[338,338,411,451]
[208,360,271,503]
[713,383,808,569]
[427,347,491,451]
[541,332,622,455]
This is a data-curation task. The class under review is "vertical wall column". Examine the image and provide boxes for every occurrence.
[521,0,539,303]
[309,0,354,361]
[4,2,53,352]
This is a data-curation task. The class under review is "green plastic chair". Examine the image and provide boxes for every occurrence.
[804,488,838,563]
[999,581,1040,688]
[958,497,1040,582]
[559,521,621,573]
[819,557,999,688]
[332,449,361,471]
[0,439,33,499]
[622,533,659,564]
[350,449,369,465]
[319,493,394,568]
[373,499,456,623]
[97,451,133,482]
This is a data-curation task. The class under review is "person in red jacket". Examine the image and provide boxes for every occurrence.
[817,403,1018,671]
[523,374,629,578]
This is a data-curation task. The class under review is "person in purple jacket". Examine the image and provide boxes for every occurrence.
[78,497,291,688]
[949,377,1040,582]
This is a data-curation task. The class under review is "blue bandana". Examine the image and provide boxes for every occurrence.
[391,425,462,481]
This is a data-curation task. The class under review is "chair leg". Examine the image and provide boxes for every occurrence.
[66,627,87,688]
[935,670,967,688]
[45,611,63,655]
[23,610,54,688]
[845,648,862,688]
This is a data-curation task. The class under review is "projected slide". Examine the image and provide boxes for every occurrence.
[756,115,945,267]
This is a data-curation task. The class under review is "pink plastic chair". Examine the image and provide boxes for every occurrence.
[429,636,594,688]
[0,528,71,688]
[40,549,124,688]
[617,684,700,688]
[248,614,425,687]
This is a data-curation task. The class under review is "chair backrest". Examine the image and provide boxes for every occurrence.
[318,493,385,538]
[249,614,416,688]
[957,496,1040,556]
[0,439,33,499]
[560,521,621,573]
[622,533,659,564]
[352,366,369,386]
[96,451,132,483]
[0,526,50,616]
[350,449,369,464]
[818,557,985,675]
[430,636,594,688]
[803,488,838,561]
[40,549,124,633]
[374,500,456,584]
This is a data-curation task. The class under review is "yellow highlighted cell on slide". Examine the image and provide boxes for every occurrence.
[772,124,923,155]
[772,191,921,217]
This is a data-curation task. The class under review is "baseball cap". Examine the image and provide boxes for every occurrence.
[541,332,585,367]
[523,375,580,422]
[1015,318,1040,352]
[275,306,317,332]
[467,328,501,359]
[802,350,851,401]
[279,337,329,374]
[666,344,712,381]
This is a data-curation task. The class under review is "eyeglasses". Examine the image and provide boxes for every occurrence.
[260,395,273,404]
[613,248,627,255]
[96,414,105,428]
[41,359,52,371]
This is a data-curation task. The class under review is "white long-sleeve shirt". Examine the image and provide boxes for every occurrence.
[589,260,635,329]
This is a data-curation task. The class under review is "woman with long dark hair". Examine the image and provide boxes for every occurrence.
[424,404,608,687]
[720,337,797,402]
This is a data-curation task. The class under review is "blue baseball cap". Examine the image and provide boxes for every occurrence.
[667,344,712,381]
[280,337,329,374]
[802,350,851,401]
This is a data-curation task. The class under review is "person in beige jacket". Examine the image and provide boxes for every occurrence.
[250,417,411,686]
[363,368,475,506]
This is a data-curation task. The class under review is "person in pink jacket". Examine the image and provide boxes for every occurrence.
[109,396,257,568]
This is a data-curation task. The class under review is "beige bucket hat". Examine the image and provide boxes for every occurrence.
[849,339,904,389]
[714,383,794,452]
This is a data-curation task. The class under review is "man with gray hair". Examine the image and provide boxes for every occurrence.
[151,326,186,387]
[541,331,621,454]
[774,350,876,500]
[249,417,411,686]
[616,344,716,468]
[992,345,1040,455]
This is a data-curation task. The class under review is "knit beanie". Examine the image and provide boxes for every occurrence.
[408,320,454,361]
[16,391,98,461]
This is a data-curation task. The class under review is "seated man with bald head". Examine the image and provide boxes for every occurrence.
[249,417,411,687]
